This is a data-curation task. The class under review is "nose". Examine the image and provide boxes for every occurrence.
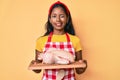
[56,16,60,22]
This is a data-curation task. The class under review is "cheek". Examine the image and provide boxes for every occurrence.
[49,19,55,24]
[61,18,67,23]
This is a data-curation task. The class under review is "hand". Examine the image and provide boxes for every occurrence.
[31,60,42,73]
[75,60,87,74]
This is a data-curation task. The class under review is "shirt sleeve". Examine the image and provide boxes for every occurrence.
[75,37,82,52]
[35,38,42,52]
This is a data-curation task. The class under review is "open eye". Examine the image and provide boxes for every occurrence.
[51,15,56,18]
[60,14,65,18]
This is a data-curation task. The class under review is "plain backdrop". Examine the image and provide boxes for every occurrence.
[0,0,120,80]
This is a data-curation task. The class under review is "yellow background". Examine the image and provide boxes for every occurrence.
[0,0,120,80]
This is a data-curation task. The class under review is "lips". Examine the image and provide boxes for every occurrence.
[55,23,62,27]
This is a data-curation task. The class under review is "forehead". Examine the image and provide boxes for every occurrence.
[51,7,66,15]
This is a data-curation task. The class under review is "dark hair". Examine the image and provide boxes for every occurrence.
[43,3,75,36]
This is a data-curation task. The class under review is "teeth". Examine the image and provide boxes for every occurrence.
[56,23,61,26]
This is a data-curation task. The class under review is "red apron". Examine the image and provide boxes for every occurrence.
[42,32,75,80]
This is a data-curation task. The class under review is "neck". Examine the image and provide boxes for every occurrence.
[53,30,65,35]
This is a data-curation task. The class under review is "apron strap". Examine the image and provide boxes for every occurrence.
[47,32,70,42]
[65,33,70,42]
[47,32,53,42]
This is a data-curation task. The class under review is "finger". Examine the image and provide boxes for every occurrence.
[31,60,35,64]
[83,60,87,67]
[83,60,87,63]
[79,60,83,63]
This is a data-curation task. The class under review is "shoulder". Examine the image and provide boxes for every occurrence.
[67,33,82,51]
[36,35,48,42]
[67,33,80,41]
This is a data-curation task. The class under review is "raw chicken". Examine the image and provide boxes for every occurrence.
[38,48,75,64]
[37,48,75,80]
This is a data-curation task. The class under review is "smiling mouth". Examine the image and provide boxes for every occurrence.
[55,23,62,27]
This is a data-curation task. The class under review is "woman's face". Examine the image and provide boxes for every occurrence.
[49,7,68,32]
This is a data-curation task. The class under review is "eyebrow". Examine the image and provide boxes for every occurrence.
[51,13,66,15]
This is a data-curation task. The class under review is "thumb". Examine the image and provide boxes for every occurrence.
[79,60,83,63]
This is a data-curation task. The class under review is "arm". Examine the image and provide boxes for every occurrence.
[75,50,87,74]
[32,50,42,73]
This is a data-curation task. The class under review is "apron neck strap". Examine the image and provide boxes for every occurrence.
[65,32,70,42]
[47,32,70,42]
